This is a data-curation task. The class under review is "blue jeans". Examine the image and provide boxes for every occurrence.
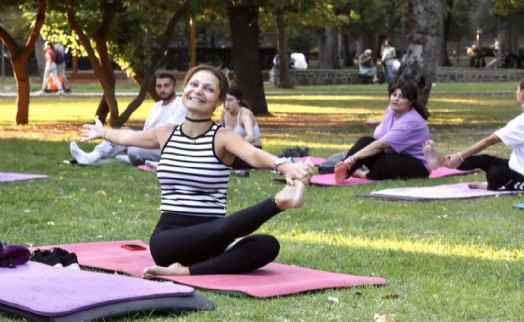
[384,65,394,83]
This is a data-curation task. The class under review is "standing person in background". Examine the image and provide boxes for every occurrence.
[220,85,262,175]
[69,73,186,166]
[54,42,71,93]
[381,40,396,83]
[35,41,64,96]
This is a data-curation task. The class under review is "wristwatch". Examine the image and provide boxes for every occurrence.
[273,158,289,175]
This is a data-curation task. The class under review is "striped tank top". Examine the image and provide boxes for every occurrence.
[157,123,231,217]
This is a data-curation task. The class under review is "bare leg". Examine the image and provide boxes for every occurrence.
[423,140,449,170]
[143,262,189,279]
[274,181,305,209]
[468,182,488,190]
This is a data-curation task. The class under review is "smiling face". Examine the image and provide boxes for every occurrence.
[389,88,411,117]
[182,70,222,117]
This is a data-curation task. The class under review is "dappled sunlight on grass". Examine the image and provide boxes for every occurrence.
[262,137,348,151]
[267,95,385,101]
[280,231,524,261]
[267,104,379,115]
[430,97,498,105]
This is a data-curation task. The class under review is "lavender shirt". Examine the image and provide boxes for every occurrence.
[374,106,431,171]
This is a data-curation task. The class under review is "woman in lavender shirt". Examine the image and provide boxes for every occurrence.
[335,82,431,183]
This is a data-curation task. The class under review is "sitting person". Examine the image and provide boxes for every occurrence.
[76,64,313,276]
[69,73,185,165]
[334,82,431,183]
[358,49,378,83]
[220,85,262,172]
[423,79,524,191]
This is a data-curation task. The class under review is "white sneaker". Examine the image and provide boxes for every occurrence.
[34,90,46,96]
[145,160,158,170]
[56,89,65,96]
[115,155,132,165]
[70,141,97,165]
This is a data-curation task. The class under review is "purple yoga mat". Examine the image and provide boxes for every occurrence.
[0,261,194,317]
[310,167,479,186]
[31,240,387,298]
[360,182,521,201]
[0,172,48,183]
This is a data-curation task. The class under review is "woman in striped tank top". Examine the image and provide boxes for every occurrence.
[78,65,313,276]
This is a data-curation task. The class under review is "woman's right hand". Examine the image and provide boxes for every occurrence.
[79,116,106,142]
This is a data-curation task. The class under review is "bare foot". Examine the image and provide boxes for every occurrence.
[143,262,190,279]
[351,169,369,179]
[334,164,348,184]
[423,140,448,170]
[274,181,305,210]
[468,182,488,190]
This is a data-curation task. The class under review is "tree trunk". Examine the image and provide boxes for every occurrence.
[0,0,46,125]
[340,34,352,67]
[66,0,121,126]
[327,28,340,69]
[276,9,292,88]
[227,4,268,115]
[439,0,453,66]
[319,28,340,69]
[11,58,31,124]
[396,0,443,108]
[317,29,328,68]
[499,15,519,55]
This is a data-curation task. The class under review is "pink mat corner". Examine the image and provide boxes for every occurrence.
[31,240,386,298]
[428,167,479,178]
[310,167,480,187]
[311,173,374,186]
[293,156,326,166]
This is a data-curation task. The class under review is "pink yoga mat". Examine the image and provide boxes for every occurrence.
[0,172,48,183]
[310,167,479,186]
[31,240,387,298]
[360,182,521,201]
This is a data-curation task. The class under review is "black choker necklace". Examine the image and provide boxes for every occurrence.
[185,116,212,123]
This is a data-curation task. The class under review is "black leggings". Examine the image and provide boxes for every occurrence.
[344,136,429,180]
[458,154,524,191]
[149,198,281,275]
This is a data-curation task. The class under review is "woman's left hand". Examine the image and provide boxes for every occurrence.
[281,161,314,186]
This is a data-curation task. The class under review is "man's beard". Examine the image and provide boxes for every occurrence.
[160,92,175,101]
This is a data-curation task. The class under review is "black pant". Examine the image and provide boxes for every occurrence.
[149,198,281,275]
[458,154,524,190]
[345,136,429,180]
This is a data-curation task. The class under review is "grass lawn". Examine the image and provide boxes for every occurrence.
[1,81,523,321]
